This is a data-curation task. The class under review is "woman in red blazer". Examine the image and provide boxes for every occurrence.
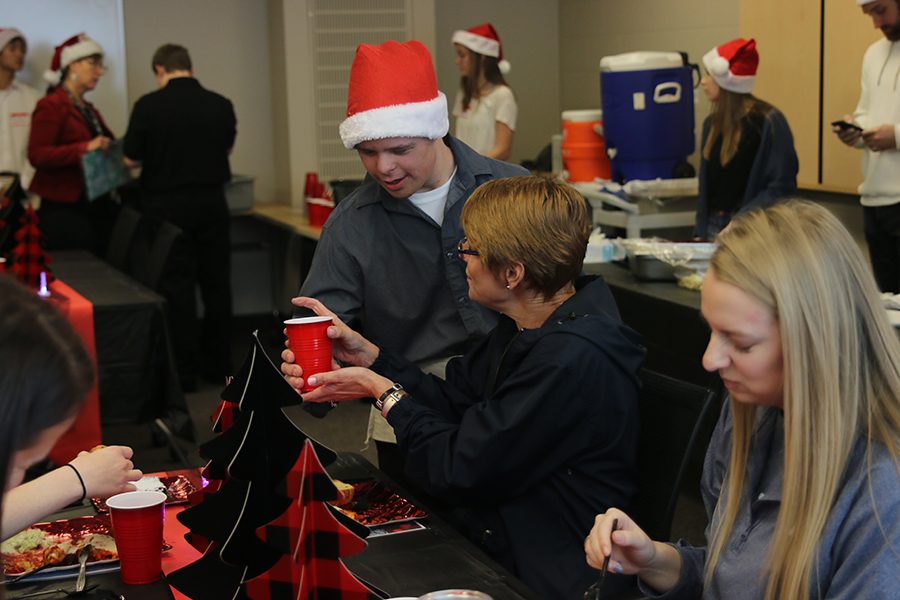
[28,33,115,253]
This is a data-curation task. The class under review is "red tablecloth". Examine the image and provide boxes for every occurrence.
[47,279,102,464]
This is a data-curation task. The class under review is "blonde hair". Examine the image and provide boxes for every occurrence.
[705,200,900,599]
[703,89,772,166]
[460,176,590,300]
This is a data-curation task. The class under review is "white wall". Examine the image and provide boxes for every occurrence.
[122,0,277,203]
[435,0,560,165]
[559,0,740,168]
[8,0,129,133]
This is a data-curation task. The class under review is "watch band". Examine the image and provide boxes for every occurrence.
[375,382,408,417]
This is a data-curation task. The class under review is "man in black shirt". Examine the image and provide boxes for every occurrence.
[124,44,237,391]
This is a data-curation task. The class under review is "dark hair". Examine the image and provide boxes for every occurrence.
[151,43,192,73]
[459,48,509,111]
[0,277,93,496]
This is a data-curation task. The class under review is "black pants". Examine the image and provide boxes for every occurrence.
[864,203,900,293]
[38,195,117,255]
[142,186,232,387]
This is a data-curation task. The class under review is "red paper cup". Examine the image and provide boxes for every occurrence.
[307,199,334,228]
[106,491,166,584]
[284,316,333,392]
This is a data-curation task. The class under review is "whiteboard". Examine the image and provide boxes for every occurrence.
[3,0,129,135]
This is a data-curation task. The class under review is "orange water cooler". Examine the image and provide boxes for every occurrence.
[561,109,611,182]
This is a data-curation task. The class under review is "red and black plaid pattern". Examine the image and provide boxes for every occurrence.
[245,440,377,599]
[9,204,52,288]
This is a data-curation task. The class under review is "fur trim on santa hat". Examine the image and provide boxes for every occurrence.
[0,28,25,52]
[339,40,450,149]
[43,34,104,85]
[856,0,877,5]
[339,92,449,149]
[452,29,500,58]
[452,23,510,74]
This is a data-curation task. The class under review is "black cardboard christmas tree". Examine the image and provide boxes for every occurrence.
[168,332,380,600]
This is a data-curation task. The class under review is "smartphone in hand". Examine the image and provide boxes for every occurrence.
[831,120,863,132]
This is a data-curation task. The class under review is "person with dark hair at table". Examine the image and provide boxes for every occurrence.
[27,33,117,254]
[285,176,644,599]
[0,276,140,540]
[124,43,237,390]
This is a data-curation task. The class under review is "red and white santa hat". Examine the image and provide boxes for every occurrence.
[0,28,25,52]
[339,40,449,149]
[452,23,510,74]
[43,33,104,85]
[702,38,759,94]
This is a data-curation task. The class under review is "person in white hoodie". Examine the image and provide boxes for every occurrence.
[0,28,39,198]
[834,0,900,292]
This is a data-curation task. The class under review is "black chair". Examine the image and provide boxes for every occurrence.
[634,368,721,542]
[129,219,185,291]
[105,206,143,271]
[599,370,722,600]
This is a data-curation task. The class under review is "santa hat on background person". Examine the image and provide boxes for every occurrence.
[452,23,511,74]
[339,40,449,149]
[702,38,759,94]
[0,28,25,52]
[43,33,104,85]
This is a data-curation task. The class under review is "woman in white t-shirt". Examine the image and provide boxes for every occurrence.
[451,23,517,160]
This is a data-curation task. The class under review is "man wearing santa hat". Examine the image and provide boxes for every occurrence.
[834,0,900,292]
[282,40,525,476]
[0,28,39,219]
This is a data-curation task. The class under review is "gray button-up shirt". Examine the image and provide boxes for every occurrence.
[299,136,527,364]
[642,401,900,599]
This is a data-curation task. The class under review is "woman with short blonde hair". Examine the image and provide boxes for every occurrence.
[284,176,644,598]
[586,200,900,599]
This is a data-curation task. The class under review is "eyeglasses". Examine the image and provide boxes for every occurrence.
[456,236,480,258]
[80,57,105,69]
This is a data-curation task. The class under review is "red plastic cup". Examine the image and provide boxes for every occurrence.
[284,316,333,392]
[106,491,166,584]
[304,172,319,198]
[307,198,334,228]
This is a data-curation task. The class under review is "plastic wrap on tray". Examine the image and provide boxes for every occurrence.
[329,480,426,526]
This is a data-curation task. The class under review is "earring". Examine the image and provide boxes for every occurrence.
[505,284,510,289]
[69,72,77,81]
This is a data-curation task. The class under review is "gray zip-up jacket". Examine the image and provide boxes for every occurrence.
[643,401,900,599]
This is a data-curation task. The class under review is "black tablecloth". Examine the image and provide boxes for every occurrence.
[331,454,539,600]
[51,250,187,426]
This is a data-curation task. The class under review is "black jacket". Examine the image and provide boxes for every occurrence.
[376,276,644,598]
[123,77,236,193]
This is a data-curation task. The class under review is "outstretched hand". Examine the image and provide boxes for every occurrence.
[300,366,393,405]
[280,296,380,393]
[69,445,142,499]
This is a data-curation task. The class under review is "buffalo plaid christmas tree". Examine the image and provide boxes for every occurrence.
[167,332,380,600]
[9,203,52,288]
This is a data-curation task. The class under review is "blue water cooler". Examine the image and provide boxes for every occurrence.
[600,51,696,182]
